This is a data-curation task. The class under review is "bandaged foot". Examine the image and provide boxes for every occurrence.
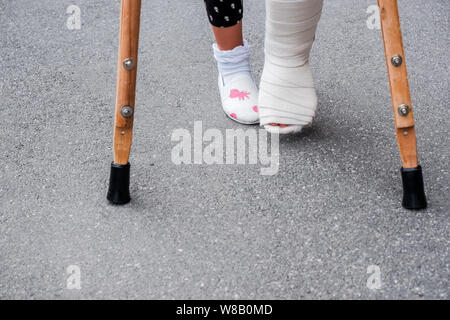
[259,0,323,134]
[214,41,259,124]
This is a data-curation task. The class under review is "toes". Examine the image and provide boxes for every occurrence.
[267,123,290,128]
[263,124,303,135]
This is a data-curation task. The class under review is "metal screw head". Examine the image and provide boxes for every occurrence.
[123,58,135,70]
[391,55,403,67]
[120,106,133,118]
[398,104,411,117]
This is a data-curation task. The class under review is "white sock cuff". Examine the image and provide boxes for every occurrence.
[213,40,252,84]
[213,40,250,64]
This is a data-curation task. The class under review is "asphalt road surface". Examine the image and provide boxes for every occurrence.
[0,0,448,299]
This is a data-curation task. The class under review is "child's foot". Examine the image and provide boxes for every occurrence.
[214,41,259,125]
[218,74,259,124]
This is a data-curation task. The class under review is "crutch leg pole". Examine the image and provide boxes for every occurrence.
[107,0,142,205]
[378,0,427,209]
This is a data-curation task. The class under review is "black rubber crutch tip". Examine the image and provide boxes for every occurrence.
[400,166,427,210]
[107,162,131,205]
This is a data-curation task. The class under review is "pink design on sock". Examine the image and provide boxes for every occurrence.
[230,113,237,119]
[252,106,258,113]
[229,89,250,101]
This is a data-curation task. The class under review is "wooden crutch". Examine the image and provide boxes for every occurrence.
[378,0,427,209]
[107,0,142,205]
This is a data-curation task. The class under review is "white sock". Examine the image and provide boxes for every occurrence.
[213,40,253,86]
[259,0,323,131]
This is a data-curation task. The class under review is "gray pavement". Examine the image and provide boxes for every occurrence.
[0,0,448,299]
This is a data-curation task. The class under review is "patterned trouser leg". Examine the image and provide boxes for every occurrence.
[204,0,243,28]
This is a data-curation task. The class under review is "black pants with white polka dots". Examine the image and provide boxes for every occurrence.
[204,0,243,28]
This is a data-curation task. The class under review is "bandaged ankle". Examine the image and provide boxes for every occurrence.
[213,40,253,86]
[259,0,323,129]
[265,0,323,67]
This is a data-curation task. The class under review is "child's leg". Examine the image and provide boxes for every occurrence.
[205,0,244,49]
[204,0,259,124]
[259,0,323,134]
[211,23,244,51]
